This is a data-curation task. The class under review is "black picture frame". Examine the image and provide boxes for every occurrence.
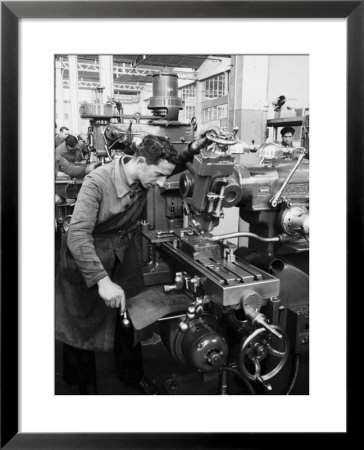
[1,1,359,448]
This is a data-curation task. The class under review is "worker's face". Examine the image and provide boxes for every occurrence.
[60,129,69,139]
[137,157,175,189]
[78,133,87,143]
[66,143,78,152]
[282,133,293,146]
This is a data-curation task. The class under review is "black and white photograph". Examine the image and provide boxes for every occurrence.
[2,1,356,444]
[54,54,309,396]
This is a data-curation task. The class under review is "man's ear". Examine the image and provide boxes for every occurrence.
[136,156,146,166]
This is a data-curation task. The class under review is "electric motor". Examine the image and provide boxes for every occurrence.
[160,314,228,372]
[148,72,183,121]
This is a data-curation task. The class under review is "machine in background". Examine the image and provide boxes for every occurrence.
[56,71,195,233]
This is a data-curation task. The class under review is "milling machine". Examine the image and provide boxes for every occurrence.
[55,73,309,395]
[129,129,309,395]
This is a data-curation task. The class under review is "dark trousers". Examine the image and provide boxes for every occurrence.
[63,311,144,392]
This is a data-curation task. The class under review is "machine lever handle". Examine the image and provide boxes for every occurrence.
[270,148,307,207]
[258,320,283,340]
[257,376,272,391]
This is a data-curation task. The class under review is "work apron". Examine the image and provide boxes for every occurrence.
[55,191,147,352]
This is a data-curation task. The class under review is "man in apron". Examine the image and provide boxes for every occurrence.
[56,134,206,394]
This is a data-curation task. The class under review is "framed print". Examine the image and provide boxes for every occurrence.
[1,1,360,448]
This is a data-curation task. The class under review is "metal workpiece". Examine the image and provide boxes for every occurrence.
[178,234,223,260]
[222,240,237,263]
[160,242,280,307]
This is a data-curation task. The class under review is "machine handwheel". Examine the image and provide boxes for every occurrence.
[238,325,289,382]
[205,131,238,146]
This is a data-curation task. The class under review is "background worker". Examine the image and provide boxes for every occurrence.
[280,126,296,147]
[55,134,100,178]
[55,126,70,148]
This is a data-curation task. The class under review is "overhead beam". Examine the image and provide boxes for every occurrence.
[59,60,197,80]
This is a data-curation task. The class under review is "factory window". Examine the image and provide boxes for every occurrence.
[183,105,196,121]
[203,74,226,100]
[202,104,227,122]
[180,84,196,101]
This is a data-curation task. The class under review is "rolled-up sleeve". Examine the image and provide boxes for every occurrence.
[67,176,108,287]
[58,155,87,178]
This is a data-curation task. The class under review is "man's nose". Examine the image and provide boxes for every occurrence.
[156,177,167,188]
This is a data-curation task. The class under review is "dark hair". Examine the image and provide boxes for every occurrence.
[65,135,78,148]
[60,126,69,133]
[280,126,295,136]
[134,135,179,166]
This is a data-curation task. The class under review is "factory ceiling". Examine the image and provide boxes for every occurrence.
[58,54,227,93]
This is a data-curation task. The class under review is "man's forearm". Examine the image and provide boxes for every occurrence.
[67,232,109,288]
[59,157,87,178]
[66,175,107,288]
[171,139,207,175]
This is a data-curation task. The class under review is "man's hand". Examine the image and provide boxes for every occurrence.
[189,126,221,153]
[97,276,125,310]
